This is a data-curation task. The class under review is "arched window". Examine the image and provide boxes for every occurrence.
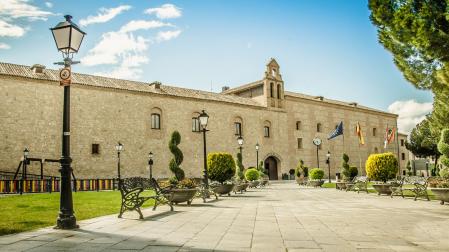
[270,83,274,98]
[264,120,271,138]
[151,107,162,129]
[277,84,281,99]
[317,123,322,133]
[234,116,243,136]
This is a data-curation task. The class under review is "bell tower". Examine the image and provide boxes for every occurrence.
[264,58,284,109]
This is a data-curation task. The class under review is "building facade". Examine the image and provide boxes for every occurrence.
[0,59,404,180]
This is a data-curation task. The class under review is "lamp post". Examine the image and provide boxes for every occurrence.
[51,15,85,229]
[115,142,124,181]
[255,143,260,170]
[326,151,331,183]
[237,135,244,159]
[425,160,429,177]
[198,110,210,192]
[148,152,154,180]
[21,148,29,195]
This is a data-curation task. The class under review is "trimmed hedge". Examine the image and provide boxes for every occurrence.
[365,152,398,182]
[245,168,260,181]
[207,152,236,184]
[349,166,358,179]
[309,168,324,180]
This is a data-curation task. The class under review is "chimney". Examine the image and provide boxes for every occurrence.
[222,86,230,92]
[151,81,162,89]
[30,64,45,74]
[314,96,324,101]
[349,102,358,107]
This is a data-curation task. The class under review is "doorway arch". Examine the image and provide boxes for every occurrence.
[264,156,279,180]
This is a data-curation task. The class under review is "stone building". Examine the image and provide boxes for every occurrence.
[0,59,405,180]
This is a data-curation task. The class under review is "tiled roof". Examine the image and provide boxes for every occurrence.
[221,80,264,94]
[0,62,264,107]
[284,91,398,117]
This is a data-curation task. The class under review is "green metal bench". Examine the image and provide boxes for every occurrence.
[345,176,368,193]
[391,176,430,201]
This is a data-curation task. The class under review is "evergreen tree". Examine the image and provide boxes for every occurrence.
[406,117,441,164]
[168,131,185,181]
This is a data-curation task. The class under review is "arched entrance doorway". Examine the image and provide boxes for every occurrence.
[264,156,278,180]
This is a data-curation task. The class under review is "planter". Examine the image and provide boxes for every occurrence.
[249,180,260,188]
[372,184,392,195]
[168,188,198,205]
[430,188,449,205]
[308,180,324,187]
[213,184,235,196]
[335,182,347,190]
[260,180,269,186]
[233,183,246,194]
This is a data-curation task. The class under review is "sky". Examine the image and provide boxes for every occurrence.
[0,0,434,134]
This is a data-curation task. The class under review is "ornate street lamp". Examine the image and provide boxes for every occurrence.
[326,151,331,183]
[21,148,30,195]
[51,15,85,230]
[148,152,154,180]
[255,143,260,170]
[198,110,210,193]
[115,142,124,181]
[237,135,244,158]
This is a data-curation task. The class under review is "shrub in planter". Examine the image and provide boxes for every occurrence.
[365,152,398,182]
[341,153,351,180]
[207,152,236,184]
[309,168,324,180]
[168,131,185,181]
[245,168,260,181]
[236,152,245,180]
[349,166,358,179]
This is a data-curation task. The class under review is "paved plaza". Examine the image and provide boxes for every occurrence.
[1,182,449,251]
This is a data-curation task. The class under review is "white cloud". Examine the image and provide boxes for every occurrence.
[156,30,181,42]
[0,0,54,21]
[45,2,53,8]
[79,5,131,27]
[81,31,149,66]
[144,4,182,19]
[0,19,25,37]
[0,42,11,49]
[387,100,433,134]
[119,20,173,33]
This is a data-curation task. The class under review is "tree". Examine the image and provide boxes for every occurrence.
[406,117,440,164]
[168,131,185,181]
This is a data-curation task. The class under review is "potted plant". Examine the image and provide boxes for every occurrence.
[366,152,398,195]
[207,152,236,196]
[233,152,249,193]
[336,153,351,190]
[166,131,198,205]
[295,160,307,186]
[245,168,260,188]
[308,168,324,187]
[257,161,269,186]
[430,129,449,204]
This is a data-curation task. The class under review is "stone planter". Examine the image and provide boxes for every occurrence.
[372,184,392,195]
[169,188,198,205]
[249,180,260,188]
[233,183,246,194]
[213,184,235,196]
[430,188,449,205]
[336,182,347,190]
[260,180,269,187]
[308,180,324,187]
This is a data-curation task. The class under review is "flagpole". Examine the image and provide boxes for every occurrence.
[358,142,362,175]
[395,120,401,177]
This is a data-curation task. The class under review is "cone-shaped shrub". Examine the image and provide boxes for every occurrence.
[207,152,236,184]
[365,152,398,182]
[236,152,245,180]
[168,131,185,181]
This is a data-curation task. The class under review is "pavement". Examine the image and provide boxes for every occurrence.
[1,181,449,251]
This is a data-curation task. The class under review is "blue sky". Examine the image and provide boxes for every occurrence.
[0,1,433,133]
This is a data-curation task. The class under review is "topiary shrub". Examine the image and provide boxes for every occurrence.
[365,152,398,182]
[349,166,358,179]
[438,129,449,168]
[309,168,324,180]
[236,152,245,180]
[168,131,185,181]
[341,153,351,180]
[406,161,412,176]
[207,152,236,184]
[245,168,260,181]
[296,159,307,177]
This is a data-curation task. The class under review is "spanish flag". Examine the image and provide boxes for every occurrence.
[356,122,365,145]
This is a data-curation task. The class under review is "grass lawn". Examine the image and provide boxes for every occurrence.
[0,190,154,236]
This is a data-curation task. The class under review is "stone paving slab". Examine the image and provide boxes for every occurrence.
[1,182,449,251]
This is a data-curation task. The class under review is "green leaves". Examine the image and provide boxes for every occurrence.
[207,152,236,184]
[365,152,398,182]
[168,131,185,181]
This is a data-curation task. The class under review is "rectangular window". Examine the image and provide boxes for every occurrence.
[373,128,377,137]
[192,118,200,132]
[151,113,160,129]
[92,144,100,155]
[297,138,303,149]
[401,153,405,160]
[317,123,322,132]
[296,121,301,130]
[401,139,404,146]
[264,126,270,138]
[235,122,242,136]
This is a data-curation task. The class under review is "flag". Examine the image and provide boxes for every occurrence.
[384,126,396,148]
[355,122,365,145]
[328,121,343,140]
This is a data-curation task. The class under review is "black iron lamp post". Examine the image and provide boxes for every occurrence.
[255,143,260,170]
[326,151,331,183]
[426,160,429,177]
[21,148,30,195]
[198,110,210,191]
[115,142,124,181]
[237,135,244,158]
[148,152,154,180]
[51,15,85,230]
